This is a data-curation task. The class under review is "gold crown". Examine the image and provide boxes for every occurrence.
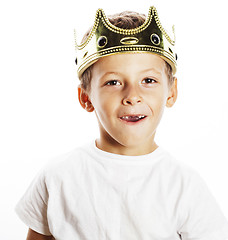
[75,6,177,77]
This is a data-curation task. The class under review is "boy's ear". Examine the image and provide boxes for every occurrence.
[166,77,178,108]
[78,86,94,112]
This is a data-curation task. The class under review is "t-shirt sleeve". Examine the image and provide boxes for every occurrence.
[178,171,228,240]
[15,170,51,236]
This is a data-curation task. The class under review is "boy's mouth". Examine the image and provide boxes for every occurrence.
[119,115,147,122]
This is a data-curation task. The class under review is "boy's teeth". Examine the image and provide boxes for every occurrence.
[121,115,146,121]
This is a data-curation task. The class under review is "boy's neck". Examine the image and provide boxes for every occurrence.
[95,137,158,156]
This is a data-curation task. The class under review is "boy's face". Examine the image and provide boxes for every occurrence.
[78,53,177,155]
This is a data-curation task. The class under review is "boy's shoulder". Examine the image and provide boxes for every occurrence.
[40,143,91,176]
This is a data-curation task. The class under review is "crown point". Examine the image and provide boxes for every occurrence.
[97,8,105,18]
[97,8,103,14]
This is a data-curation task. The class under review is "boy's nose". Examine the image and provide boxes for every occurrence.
[122,88,142,106]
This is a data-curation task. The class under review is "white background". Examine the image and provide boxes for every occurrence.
[0,0,228,239]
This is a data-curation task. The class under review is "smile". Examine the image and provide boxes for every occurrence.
[119,115,147,122]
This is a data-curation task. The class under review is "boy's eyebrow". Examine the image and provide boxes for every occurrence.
[140,68,162,76]
[100,72,121,79]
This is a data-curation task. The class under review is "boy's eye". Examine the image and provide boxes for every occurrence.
[106,80,121,86]
[142,78,157,84]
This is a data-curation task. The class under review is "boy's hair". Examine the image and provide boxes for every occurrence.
[80,11,174,91]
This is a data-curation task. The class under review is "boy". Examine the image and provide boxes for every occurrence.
[16,6,228,240]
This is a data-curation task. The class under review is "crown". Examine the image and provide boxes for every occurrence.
[75,6,177,77]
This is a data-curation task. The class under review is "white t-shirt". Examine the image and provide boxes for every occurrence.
[16,142,228,240]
